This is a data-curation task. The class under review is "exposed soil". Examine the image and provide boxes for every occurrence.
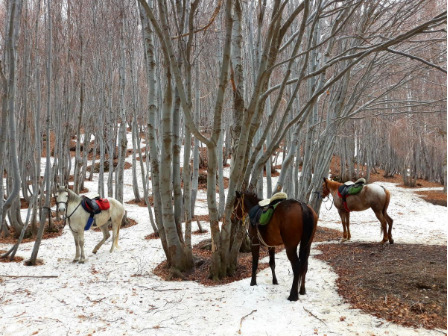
[145,233,160,240]
[316,242,447,330]
[328,156,443,187]
[193,214,210,222]
[126,197,153,207]
[86,160,132,173]
[0,219,64,245]
[0,250,24,263]
[152,227,341,286]
[23,259,45,266]
[192,229,209,235]
[415,190,447,207]
[19,186,89,210]
[92,217,138,232]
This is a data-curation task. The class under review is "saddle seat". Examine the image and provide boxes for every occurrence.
[249,192,288,227]
[81,195,110,230]
[337,178,366,212]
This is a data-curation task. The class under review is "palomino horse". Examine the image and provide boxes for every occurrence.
[322,178,394,244]
[234,191,318,301]
[56,184,125,263]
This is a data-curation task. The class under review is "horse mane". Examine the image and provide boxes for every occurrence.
[64,188,82,203]
[326,179,342,190]
[244,191,261,202]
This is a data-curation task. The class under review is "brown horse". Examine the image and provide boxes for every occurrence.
[234,191,318,301]
[322,178,394,244]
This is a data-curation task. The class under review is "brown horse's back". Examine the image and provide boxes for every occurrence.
[258,200,316,247]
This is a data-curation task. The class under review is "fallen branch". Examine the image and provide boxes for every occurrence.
[303,306,327,326]
[238,309,257,334]
[0,275,58,278]
[137,285,183,292]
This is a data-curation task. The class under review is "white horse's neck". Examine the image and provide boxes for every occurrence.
[66,189,83,215]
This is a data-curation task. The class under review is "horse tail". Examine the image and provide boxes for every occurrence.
[382,187,394,240]
[298,202,317,278]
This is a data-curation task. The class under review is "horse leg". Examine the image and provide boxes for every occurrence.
[268,247,278,285]
[72,232,80,263]
[93,225,110,254]
[110,217,121,253]
[338,210,348,242]
[346,212,351,240]
[250,243,260,286]
[299,243,312,295]
[374,211,389,244]
[78,231,86,263]
[286,246,300,301]
[385,212,394,244]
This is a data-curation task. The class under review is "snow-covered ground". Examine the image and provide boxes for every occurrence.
[0,139,446,336]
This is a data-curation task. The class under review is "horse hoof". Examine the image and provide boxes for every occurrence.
[287,295,299,301]
[79,260,85,264]
[299,289,306,295]
[389,239,394,244]
[72,259,79,263]
[92,251,97,254]
[273,280,279,285]
[250,281,257,286]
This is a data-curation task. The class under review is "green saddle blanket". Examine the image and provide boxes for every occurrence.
[249,200,284,227]
[338,178,366,197]
[259,202,281,225]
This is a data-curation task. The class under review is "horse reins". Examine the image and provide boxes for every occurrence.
[233,194,247,222]
[321,182,334,211]
[55,192,83,233]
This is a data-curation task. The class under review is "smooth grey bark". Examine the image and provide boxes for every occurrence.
[0,0,24,236]
[190,65,200,218]
[138,0,171,260]
[29,0,52,265]
[115,18,128,204]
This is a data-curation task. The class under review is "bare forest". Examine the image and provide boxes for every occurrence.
[0,0,446,334]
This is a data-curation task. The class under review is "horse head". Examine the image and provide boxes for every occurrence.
[56,183,69,213]
[322,177,331,198]
[232,191,245,220]
[233,191,261,220]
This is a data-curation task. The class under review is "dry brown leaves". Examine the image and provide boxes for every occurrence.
[92,217,138,232]
[152,227,341,286]
[415,190,447,207]
[0,250,24,263]
[316,242,447,330]
[0,221,65,244]
[145,232,160,240]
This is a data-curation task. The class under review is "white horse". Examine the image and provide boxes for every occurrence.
[56,184,125,263]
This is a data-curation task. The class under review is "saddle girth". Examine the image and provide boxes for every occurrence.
[81,196,110,230]
[337,179,366,212]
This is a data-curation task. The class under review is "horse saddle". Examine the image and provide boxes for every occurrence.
[337,178,366,212]
[81,196,110,230]
[249,192,288,227]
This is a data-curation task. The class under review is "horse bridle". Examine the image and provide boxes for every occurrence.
[55,190,82,231]
[233,193,247,222]
[321,181,334,210]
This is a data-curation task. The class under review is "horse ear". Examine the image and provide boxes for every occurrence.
[235,191,241,198]
[323,177,327,182]
[56,183,60,190]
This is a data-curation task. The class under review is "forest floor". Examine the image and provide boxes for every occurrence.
[0,135,446,336]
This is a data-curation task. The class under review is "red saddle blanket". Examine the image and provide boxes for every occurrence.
[84,198,110,212]
[95,198,110,211]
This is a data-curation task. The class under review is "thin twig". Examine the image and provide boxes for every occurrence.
[0,275,58,278]
[238,309,257,334]
[303,306,327,326]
